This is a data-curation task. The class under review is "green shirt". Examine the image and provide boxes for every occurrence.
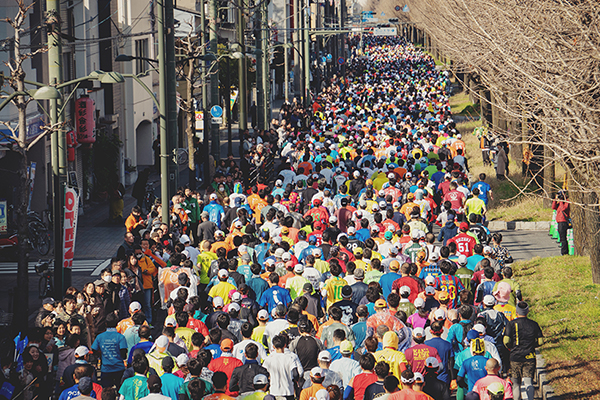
[119,374,149,400]
[182,197,201,223]
[465,197,485,217]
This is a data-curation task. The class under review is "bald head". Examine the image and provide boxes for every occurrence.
[485,358,500,374]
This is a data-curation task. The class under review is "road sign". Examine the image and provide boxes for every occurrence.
[373,27,397,36]
[338,57,345,65]
[211,117,223,124]
[210,105,223,118]
[321,56,327,64]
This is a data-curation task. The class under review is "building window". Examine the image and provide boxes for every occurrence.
[135,39,149,74]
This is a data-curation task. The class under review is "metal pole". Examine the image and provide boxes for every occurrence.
[304,0,310,109]
[47,0,68,296]
[262,0,269,128]
[237,0,247,153]
[209,0,220,160]
[200,0,211,186]
[157,0,169,223]
[226,61,232,155]
[283,0,289,103]
[255,5,264,130]
[165,0,179,194]
[293,0,300,97]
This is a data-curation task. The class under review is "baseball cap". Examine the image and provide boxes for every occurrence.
[156,335,169,348]
[218,269,229,278]
[253,374,269,385]
[274,248,285,258]
[413,372,425,383]
[282,252,292,261]
[165,316,177,327]
[466,330,480,341]
[412,327,425,338]
[94,279,106,287]
[176,354,189,367]
[234,220,243,228]
[411,230,420,239]
[201,211,209,219]
[210,193,218,200]
[389,245,399,254]
[340,340,353,354]
[433,308,446,320]
[353,170,361,178]
[438,291,449,301]
[215,230,225,237]
[329,216,338,224]
[371,226,380,233]
[424,275,436,285]
[473,324,486,335]
[317,351,331,362]
[354,268,365,279]
[393,201,400,209]
[399,286,411,295]
[414,298,425,308]
[389,260,400,271]
[303,282,313,292]
[457,254,468,265]
[229,303,241,312]
[425,286,435,295]
[425,357,440,370]
[42,297,56,305]
[384,231,393,240]
[383,331,399,349]
[430,252,440,261]
[213,296,224,307]
[447,213,455,221]
[257,309,269,320]
[459,222,469,231]
[341,285,352,298]
[231,291,242,302]
[311,367,324,377]
[275,179,283,187]
[487,382,505,395]
[407,193,415,200]
[372,204,380,211]
[294,264,305,274]
[483,294,496,306]
[77,377,93,395]
[308,235,317,243]
[74,346,89,358]
[221,338,234,351]
[313,248,322,256]
[375,299,387,308]
[179,234,191,244]
[347,226,356,235]
[130,301,142,312]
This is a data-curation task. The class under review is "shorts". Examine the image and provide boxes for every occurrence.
[510,359,536,380]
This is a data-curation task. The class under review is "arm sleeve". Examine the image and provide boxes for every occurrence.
[343,385,354,400]
[229,369,239,392]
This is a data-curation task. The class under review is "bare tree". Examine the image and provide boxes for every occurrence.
[404,0,600,282]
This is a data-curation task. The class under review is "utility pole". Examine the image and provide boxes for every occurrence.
[226,61,232,155]
[262,0,269,127]
[209,0,220,159]
[165,0,179,194]
[157,0,169,223]
[255,5,264,130]
[303,0,310,109]
[293,0,300,98]
[47,0,69,296]
[237,0,247,155]
[201,0,211,185]
[283,0,289,103]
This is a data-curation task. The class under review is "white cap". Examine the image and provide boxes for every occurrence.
[389,245,399,254]
[393,201,400,208]
[414,298,425,308]
[274,248,285,258]
[272,236,282,244]
[315,389,330,400]
[378,190,385,196]
[329,216,338,224]
[457,254,468,265]
[218,269,229,278]
[253,374,269,385]
[238,245,248,254]
[399,286,411,295]
[411,230,420,239]
[257,309,269,320]
[317,351,331,362]
[473,323,486,334]
[156,335,169,348]
[215,230,225,237]
[430,252,440,261]
[347,226,356,235]
[275,179,283,186]
[312,248,322,256]
[371,226,380,232]
[433,308,446,320]
[387,173,395,179]
[130,301,142,312]
[229,303,241,312]
[213,296,224,307]
[425,286,435,295]
[353,171,361,178]
[412,327,425,338]
[210,193,218,200]
[372,204,379,211]
[483,246,493,254]
[425,356,440,369]
[234,220,243,228]
[231,291,242,302]
[311,367,324,377]
[176,354,189,366]
[181,250,190,259]
[74,346,89,357]
[294,264,305,274]
[379,201,387,208]
[164,315,178,326]
[424,275,436,285]
[414,372,425,383]
[282,252,292,262]
[483,294,496,306]
[179,234,191,244]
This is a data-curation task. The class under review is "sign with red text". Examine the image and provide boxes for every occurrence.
[62,187,79,269]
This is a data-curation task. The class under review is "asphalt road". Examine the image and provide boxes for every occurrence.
[497,229,562,261]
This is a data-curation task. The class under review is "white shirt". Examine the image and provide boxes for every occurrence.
[330,357,362,389]
[263,319,290,353]
[263,352,303,396]
[139,394,171,400]
[233,339,268,363]
[184,245,200,264]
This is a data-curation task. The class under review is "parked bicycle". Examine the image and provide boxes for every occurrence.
[36,259,54,299]
[28,211,51,256]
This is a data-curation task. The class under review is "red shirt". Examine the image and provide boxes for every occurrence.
[404,344,441,374]
[443,190,465,211]
[187,318,209,336]
[447,233,477,257]
[391,276,421,302]
[353,371,378,400]
[208,356,243,396]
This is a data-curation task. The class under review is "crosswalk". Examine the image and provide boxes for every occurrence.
[0,259,109,276]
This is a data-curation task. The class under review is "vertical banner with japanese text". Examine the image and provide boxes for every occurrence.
[62,187,79,269]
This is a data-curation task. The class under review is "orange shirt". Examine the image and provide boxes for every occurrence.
[125,214,144,232]
[300,384,325,400]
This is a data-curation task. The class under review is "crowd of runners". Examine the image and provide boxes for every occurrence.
[12,36,545,400]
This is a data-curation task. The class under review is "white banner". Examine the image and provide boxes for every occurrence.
[63,187,79,269]
[373,27,397,36]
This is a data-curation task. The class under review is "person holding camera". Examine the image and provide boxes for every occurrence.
[552,191,570,255]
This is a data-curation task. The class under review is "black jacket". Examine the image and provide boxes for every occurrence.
[229,361,269,394]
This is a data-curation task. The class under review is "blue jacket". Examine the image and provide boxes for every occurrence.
[438,221,458,246]
[204,201,225,228]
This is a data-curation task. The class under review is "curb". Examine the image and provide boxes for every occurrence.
[536,352,560,400]
[487,221,551,231]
